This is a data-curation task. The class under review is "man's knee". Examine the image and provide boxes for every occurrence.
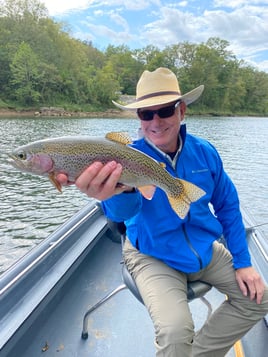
[156,318,195,346]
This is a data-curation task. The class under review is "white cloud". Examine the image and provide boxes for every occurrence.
[138,4,268,70]
[41,0,268,71]
[178,1,188,7]
[94,10,104,16]
[109,11,129,31]
[141,8,205,46]
[202,6,268,67]
[257,60,268,72]
[42,0,91,15]
[118,0,162,11]
[42,0,162,15]
[214,0,268,8]
[80,21,135,45]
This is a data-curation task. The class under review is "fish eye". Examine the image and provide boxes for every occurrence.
[17,151,27,160]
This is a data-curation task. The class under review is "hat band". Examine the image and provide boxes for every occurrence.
[136,91,181,101]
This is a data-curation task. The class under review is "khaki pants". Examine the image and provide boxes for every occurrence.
[123,239,268,357]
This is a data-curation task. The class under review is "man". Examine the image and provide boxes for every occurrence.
[57,68,268,356]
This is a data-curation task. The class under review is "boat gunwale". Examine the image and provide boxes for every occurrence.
[0,201,107,352]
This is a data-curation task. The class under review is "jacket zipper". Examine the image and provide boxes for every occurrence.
[182,221,203,270]
[167,150,203,270]
[144,136,203,269]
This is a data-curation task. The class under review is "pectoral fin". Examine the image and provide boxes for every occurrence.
[49,172,62,193]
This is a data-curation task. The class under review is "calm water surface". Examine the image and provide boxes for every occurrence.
[0,116,267,274]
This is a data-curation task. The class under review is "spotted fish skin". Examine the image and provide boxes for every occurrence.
[9,132,205,219]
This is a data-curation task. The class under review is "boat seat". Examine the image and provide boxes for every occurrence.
[81,221,212,340]
[121,257,212,304]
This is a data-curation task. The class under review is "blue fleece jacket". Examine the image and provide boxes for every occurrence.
[101,124,251,273]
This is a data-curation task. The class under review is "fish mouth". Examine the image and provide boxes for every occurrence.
[7,153,30,171]
[7,153,18,164]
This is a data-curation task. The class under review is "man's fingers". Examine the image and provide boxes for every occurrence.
[236,268,265,304]
[56,173,74,186]
[56,161,124,200]
[236,276,248,297]
[75,162,104,193]
[254,277,265,304]
[75,161,123,200]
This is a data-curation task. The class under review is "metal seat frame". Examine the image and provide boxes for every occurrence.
[81,223,212,340]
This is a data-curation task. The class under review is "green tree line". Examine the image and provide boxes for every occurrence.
[1,0,268,115]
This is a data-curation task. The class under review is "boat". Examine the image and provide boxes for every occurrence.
[0,200,267,357]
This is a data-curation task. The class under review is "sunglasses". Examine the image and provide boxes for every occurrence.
[137,101,180,121]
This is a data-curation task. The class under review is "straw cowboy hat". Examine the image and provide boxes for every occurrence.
[112,67,204,110]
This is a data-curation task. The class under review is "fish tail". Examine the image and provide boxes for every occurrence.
[167,179,205,219]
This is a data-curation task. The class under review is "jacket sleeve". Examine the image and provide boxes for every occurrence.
[101,190,142,222]
[209,146,252,269]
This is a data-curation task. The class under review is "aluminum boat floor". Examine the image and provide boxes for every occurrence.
[6,236,264,357]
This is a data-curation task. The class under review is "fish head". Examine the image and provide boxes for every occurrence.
[8,144,54,175]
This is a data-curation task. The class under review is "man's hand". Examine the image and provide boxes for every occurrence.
[56,161,130,200]
[235,266,265,304]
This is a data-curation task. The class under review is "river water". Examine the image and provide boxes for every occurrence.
[0,116,267,274]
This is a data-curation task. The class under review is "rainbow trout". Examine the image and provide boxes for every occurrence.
[9,132,205,219]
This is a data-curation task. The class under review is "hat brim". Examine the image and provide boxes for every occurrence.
[113,85,204,110]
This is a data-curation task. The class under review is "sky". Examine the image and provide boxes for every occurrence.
[42,0,268,72]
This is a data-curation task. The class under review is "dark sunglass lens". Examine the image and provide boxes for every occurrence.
[138,102,178,121]
[139,110,154,121]
[158,105,175,118]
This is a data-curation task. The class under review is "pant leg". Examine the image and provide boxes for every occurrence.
[123,238,194,357]
[192,241,268,357]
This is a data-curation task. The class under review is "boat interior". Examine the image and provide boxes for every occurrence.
[0,201,267,357]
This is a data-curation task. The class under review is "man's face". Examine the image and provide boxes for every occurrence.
[138,101,186,153]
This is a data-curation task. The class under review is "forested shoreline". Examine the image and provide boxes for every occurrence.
[1,0,268,117]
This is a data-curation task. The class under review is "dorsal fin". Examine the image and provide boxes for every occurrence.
[105,132,132,145]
